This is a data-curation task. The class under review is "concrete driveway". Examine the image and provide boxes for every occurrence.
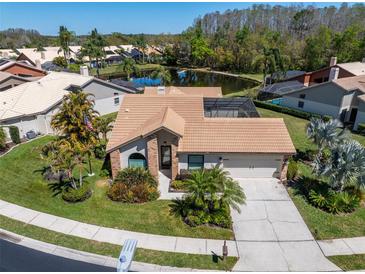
[231,178,340,271]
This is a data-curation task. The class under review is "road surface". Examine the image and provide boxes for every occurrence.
[0,239,115,272]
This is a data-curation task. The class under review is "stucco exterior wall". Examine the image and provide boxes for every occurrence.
[119,138,148,168]
[93,95,124,115]
[83,80,127,100]
[281,97,341,117]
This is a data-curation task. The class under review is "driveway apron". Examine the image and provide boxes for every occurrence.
[231,178,340,271]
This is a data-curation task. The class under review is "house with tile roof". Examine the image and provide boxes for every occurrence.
[0,59,46,78]
[280,75,365,129]
[107,87,296,181]
[0,71,136,140]
[0,71,41,91]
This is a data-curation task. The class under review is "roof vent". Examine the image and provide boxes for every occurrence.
[125,108,130,112]
[157,86,165,95]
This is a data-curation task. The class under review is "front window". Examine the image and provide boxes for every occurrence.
[299,94,306,99]
[128,153,146,168]
[114,97,120,105]
[298,101,304,108]
[188,155,204,170]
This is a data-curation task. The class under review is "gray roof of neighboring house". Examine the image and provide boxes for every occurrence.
[261,80,306,95]
[337,62,365,76]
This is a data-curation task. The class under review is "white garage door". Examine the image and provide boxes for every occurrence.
[222,154,282,178]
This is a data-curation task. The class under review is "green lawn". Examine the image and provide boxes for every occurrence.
[259,107,365,240]
[0,214,237,270]
[238,73,263,82]
[0,136,233,240]
[328,254,365,271]
[91,63,161,76]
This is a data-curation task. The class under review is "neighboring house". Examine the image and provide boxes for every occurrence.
[288,57,365,86]
[0,71,37,91]
[143,86,223,97]
[16,47,80,66]
[106,89,296,181]
[280,75,365,129]
[0,71,136,140]
[0,49,19,59]
[259,80,306,100]
[0,59,46,77]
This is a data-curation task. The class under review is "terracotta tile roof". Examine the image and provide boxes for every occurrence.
[144,86,222,97]
[107,94,296,154]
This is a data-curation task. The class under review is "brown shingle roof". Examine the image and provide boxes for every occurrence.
[107,94,296,154]
[144,86,223,97]
[333,75,365,93]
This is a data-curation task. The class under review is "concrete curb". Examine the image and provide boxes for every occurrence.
[0,228,215,272]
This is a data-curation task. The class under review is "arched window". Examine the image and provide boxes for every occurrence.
[128,153,147,168]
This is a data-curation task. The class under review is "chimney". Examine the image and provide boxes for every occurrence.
[80,65,89,77]
[35,59,42,70]
[329,67,339,81]
[330,56,337,67]
[40,51,45,59]
[157,86,165,95]
[362,58,365,63]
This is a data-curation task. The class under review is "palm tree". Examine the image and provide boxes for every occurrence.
[81,28,108,77]
[58,26,74,64]
[118,58,138,80]
[133,34,147,63]
[220,177,246,213]
[319,140,365,191]
[185,169,210,207]
[95,116,114,141]
[51,90,99,176]
[307,118,348,156]
[151,67,171,85]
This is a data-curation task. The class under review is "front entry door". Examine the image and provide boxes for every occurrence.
[161,146,172,169]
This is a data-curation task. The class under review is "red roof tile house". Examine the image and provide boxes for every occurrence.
[107,87,296,181]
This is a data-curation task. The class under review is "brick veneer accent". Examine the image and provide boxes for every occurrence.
[110,150,121,179]
[147,134,159,179]
[171,139,179,180]
[280,156,290,183]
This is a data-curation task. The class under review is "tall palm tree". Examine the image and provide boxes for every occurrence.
[51,90,99,176]
[151,67,171,85]
[81,28,108,77]
[118,58,138,80]
[133,34,147,63]
[95,116,114,141]
[58,26,74,64]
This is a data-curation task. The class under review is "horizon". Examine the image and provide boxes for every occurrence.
[0,2,353,36]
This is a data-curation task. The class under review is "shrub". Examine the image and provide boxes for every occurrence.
[53,56,67,68]
[107,182,159,203]
[287,160,298,181]
[99,169,110,178]
[0,127,6,150]
[62,182,92,203]
[170,180,187,191]
[68,63,81,73]
[114,167,157,188]
[177,169,192,180]
[358,123,365,135]
[253,100,322,120]
[322,115,332,122]
[9,126,21,144]
[326,192,360,214]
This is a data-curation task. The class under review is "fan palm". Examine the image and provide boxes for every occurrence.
[319,140,365,191]
[95,116,114,141]
[185,169,210,207]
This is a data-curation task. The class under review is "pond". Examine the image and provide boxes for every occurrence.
[109,69,259,95]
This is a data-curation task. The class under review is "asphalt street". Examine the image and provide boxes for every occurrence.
[0,239,115,272]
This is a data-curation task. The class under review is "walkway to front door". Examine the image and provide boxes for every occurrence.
[231,178,340,271]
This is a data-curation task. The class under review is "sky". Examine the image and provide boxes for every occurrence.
[0,2,350,35]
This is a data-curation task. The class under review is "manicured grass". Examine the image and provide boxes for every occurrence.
[328,254,365,271]
[0,215,237,270]
[238,73,263,82]
[224,86,260,99]
[101,111,118,121]
[91,63,161,76]
[0,136,233,240]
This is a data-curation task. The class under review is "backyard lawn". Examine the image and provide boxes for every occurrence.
[91,63,161,77]
[328,254,365,271]
[258,107,365,240]
[0,136,233,240]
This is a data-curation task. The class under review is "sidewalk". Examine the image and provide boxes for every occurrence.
[0,228,212,272]
[318,237,365,256]
[0,199,238,257]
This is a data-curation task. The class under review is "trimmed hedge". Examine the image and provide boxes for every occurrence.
[0,127,6,150]
[9,126,21,144]
[253,100,322,120]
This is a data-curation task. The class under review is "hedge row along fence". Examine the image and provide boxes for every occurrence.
[253,100,332,121]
